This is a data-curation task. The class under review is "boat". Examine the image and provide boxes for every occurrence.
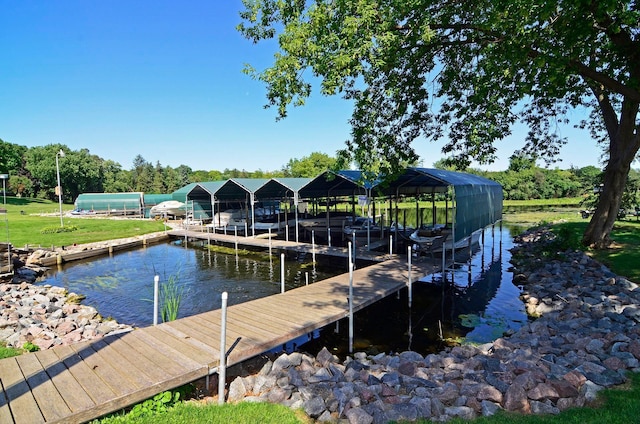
[148,200,186,218]
[343,217,384,245]
[209,209,248,232]
[252,207,295,233]
[409,225,482,253]
[297,213,352,241]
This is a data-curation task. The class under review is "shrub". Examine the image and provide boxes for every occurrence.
[40,225,78,234]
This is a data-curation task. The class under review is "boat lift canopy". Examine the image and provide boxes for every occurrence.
[378,168,503,244]
[177,169,502,246]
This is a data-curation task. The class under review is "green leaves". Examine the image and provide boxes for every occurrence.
[238,0,639,174]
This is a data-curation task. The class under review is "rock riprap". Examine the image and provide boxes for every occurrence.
[0,282,132,350]
[225,227,640,422]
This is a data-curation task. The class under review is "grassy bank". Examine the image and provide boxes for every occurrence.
[1,197,166,247]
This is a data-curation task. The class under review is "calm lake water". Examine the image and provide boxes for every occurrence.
[39,241,340,327]
[38,225,528,355]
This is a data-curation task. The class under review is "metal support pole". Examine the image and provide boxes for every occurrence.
[234,226,238,252]
[268,228,272,256]
[218,292,228,405]
[328,227,331,247]
[55,150,65,227]
[389,235,393,256]
[153,275,159,326]
[352,232,356,265]
[348,241,354,354]
[280,253,285,293]
[312,230,316,264]
[407,245,412,308]
[305,271,309,286]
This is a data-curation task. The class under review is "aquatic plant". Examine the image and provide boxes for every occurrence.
[161,272,183,322]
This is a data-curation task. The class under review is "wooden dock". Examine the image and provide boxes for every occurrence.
[0,231,440,423]
[169,227,395,262]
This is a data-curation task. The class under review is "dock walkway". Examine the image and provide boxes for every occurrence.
[0,231,439,423]
[169,227,394,262]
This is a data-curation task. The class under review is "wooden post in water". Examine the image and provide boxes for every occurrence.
[268,228,272,256]
[328,227,331,247]
[305,271,309,286]
[218,292,228,405]
[407,245,413,308]
[280,253,285,293]
[153,275,159,326]
[312,230,316,264]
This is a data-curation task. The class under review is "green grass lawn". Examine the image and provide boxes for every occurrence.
[1,196,166,247]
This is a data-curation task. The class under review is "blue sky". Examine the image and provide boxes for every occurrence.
[0,1,603,173]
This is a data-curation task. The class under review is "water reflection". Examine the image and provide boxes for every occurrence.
[38,241,336,328]
[298,225,528,356]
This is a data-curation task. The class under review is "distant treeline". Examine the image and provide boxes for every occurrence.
[1,139,637,207]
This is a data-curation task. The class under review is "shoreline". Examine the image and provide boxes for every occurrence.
[0,281,134,350]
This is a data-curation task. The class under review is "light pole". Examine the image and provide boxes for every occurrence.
[56,149,65,227]
[0,174,8,205]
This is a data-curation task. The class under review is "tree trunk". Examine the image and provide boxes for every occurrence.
[582,100,640,248]
[582,161,629,248]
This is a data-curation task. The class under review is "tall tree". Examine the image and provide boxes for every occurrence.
[0,139,27,175]
[283,152,336,177]
[238,0,640,248]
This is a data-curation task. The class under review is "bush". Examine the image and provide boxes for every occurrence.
[40,225,78,234]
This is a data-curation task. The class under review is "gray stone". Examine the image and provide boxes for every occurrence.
[316,347,335,366]
[317,410,334,422]
[253,374,276,394]
[345,407,373,424]
[227,376,247,402]
[445,406,476,420]
[530,400,560,415]
[302,397,323,419]
[581,380,604,402]
[476,384,503,403]
[399,351,424,362]
[267,387,290,403]
[308,367,332,383]
[504,383,530,413]
[385,404,419,422]
[409,396,432,418]
[272,353,294,372]
[481,400,502,417]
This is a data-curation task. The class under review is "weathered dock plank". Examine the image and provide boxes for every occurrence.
[68,340,148,394]
[52,345,117,404]
[0,384,14,424]
[0,357,45,424]
[15,353,69,423]
[34,348,96,415]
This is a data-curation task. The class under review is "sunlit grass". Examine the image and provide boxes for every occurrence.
[1,196,166,247]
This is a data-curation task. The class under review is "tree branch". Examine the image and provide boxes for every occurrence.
[571,60,640,103]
